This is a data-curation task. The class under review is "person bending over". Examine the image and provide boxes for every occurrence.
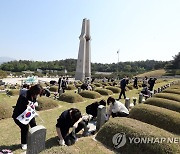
[86,99,106,119]
[56,108,89,146]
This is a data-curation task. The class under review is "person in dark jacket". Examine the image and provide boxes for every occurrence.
[118,77,127,99]
[56,108,83,146]
[12,84,43,150]
[148,77,157,91]
[86,100,106,119]
[133,77,138,89]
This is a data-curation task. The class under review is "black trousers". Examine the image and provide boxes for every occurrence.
[112,112,129,118]
[13,118,36,144]
[64,120,87,146]
[119,88,126,99]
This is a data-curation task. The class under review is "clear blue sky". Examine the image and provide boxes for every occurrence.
[0,0,180,63]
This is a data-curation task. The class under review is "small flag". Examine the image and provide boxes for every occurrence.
[16,103,38,125]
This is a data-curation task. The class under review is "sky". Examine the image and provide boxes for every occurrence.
[0,0,180,64]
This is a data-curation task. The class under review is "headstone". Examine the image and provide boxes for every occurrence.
[161,87,164,91]
[78,87,81,93]
[92,86,95,91]
[96,105,106,131]
[59,88,63,96]
[132,97,137,105]
[139,93,143,103]
[154,89,157,94]
[125,98,130,110]
[150,91,154,97]
[27,125,46,154]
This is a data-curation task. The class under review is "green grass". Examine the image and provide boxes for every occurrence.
[144,97,180,113]
[0,78,179,153]
[96,117,180,154]
[137,69,166,78]
[129,104,180,135]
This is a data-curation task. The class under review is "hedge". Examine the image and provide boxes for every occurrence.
[36,96,58,111]
[79,91,101,99]
[144,97,180,113]
[96,118,180,154]
[106,86,121,93]
[0,102,13,120]
[59,93,84,103]
[162,89,180,95]
[7,89,19,96]
[95,88,113,96]
[129,104,180,135]
[154,93,180,102]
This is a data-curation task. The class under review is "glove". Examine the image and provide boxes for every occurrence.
[34,102,38,107]
[58,139,65,146]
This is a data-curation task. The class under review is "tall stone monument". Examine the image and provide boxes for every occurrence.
[75,18,91,81]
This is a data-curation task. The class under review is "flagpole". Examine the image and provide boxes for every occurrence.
[117,49,120,79]
[37,114,45,123]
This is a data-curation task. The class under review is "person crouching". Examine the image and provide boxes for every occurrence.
[106,97,129,120]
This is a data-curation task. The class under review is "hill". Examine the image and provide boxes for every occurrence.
[137,69,166,78]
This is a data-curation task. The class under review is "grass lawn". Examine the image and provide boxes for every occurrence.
[0,78,178,154]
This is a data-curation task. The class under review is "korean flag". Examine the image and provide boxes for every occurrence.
[16,105,38,125]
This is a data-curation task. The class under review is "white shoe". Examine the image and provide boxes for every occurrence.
[22,144,27,150]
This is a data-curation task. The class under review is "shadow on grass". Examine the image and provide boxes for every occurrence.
[0,144,20,152]
[45,136,59,149]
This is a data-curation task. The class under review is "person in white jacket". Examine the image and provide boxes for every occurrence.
[107,97,129,119]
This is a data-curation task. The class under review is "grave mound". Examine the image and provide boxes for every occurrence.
[7,89,19,96]
[59,93,83,103]
[66,85,76,90]
[106,86,120,93]
[95,88,113,95]
[129,104,180,135]
[162,89,180,95]
[144,97,180,113]
[96,118,180,154]
[36,96,58,111]
[49,86,58,92]
[154,93,180,102]
[0,102,12,120]
[79,91,101,99]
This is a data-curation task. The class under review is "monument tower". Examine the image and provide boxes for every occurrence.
[75,18,91,81]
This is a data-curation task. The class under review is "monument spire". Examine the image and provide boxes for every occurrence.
[75,19,91,81]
